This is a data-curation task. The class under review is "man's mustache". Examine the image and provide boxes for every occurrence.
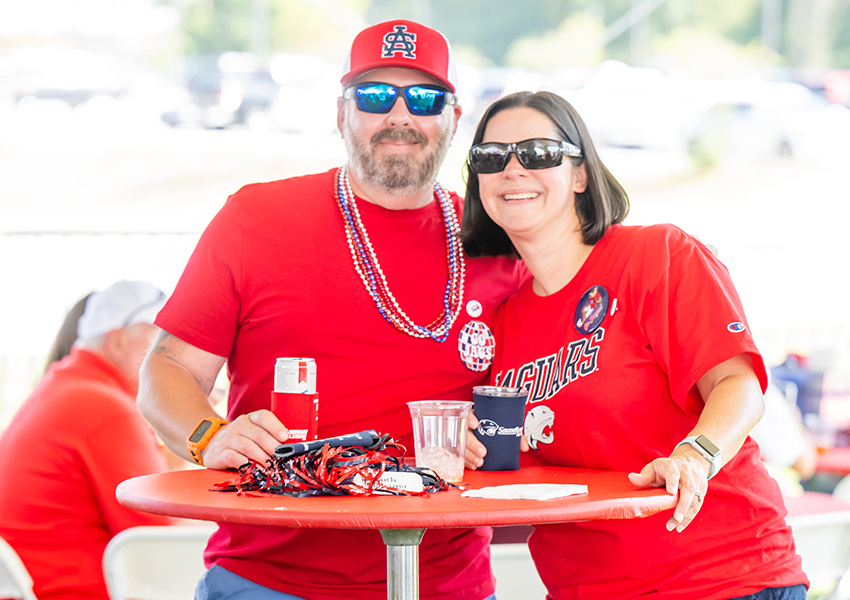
[371,128,427,146]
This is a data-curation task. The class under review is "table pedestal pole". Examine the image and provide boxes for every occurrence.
[381,528,425,600]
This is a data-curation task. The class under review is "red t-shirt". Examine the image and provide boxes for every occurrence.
[155,169,527,600]
[0,348,172,600]
[490,223,808,600]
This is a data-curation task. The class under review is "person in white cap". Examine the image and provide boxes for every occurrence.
[0,280,174,600]
[138,19,527,600]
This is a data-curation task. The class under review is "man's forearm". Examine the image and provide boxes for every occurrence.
[138,331,226,462]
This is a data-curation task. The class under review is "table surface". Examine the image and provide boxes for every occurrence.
[816,446,850,475]
[117,466,678,530]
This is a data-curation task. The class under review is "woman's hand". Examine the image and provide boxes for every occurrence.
[464,411,530,470]
[465,412,487,469]
[628,450,708,533]
[630,353,765,532]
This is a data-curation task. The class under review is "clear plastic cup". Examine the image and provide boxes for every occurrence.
[407,400,473,483]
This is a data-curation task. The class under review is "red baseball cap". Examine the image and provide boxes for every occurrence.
[341,20,458,93]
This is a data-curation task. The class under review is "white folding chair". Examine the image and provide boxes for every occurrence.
[787,510,850,599]
[0,536,38,600]
[103,524,217,600]
[833,475,850,505]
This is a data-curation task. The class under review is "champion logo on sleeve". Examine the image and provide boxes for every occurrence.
[727,322,746,333]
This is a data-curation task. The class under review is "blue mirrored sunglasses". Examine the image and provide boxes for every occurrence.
[343,82,456,116]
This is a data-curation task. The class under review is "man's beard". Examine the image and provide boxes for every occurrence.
[344,111,453,195]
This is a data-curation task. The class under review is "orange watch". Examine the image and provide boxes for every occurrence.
[187,417,229,466]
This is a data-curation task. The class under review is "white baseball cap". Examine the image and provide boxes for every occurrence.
[77,280,167,341]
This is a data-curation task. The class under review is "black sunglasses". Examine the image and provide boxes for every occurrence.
[343,82,456,116]
[468,138,582,174]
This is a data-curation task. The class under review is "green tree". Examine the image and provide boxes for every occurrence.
[170,0,850,70]
[785,0,850,68]
[369,0,583,66]
[596,0,763,65]
[183,0,252,53]
[651,26,770,76]
[178,0,365,59]
[657,0,763,45]
[833,1,850,66]
[504,12,606,71]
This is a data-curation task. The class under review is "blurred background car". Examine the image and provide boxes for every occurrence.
[161,51,282,130]
[555,60,707,152]
[266,53,341,136]
[0,47,182,127]
[684,77,850,165]
[8,48,130,107]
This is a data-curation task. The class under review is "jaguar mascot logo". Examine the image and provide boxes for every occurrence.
[477,419,499,437]
[524,405,555,450]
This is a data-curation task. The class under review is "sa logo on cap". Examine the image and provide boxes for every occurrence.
[383,25,417,58]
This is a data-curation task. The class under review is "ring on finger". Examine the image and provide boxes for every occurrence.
[694,491,703,502]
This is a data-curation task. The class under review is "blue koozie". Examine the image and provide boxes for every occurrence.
[472,386,528,471]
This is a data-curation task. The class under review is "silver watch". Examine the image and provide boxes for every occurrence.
[675,435,722,479]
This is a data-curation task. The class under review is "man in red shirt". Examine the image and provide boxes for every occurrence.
[138,19,526,600]
[0,280,174,600]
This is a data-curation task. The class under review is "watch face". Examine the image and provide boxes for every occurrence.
[189,420,212,443]
[696,435,721,457]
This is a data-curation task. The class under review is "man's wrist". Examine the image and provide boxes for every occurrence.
[187,417,229,466]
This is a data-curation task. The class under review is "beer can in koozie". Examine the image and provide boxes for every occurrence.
[274,358,317,394]
[472,386,528,471]
[272,358,319,442]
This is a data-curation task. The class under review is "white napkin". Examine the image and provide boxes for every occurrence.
[461,483,588,500]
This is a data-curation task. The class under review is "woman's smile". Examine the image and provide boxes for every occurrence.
[502,191,540,201]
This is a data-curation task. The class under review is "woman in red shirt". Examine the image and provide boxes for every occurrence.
[461,91,808,600]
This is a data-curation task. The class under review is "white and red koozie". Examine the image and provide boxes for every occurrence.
[271,358,319,442]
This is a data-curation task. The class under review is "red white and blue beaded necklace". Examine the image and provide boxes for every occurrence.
[334,165,465,342]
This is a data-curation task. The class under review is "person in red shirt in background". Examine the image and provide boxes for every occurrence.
[43,291,93,370]
[0,280,175,600]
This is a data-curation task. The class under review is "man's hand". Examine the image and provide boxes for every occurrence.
[201,410,290,470]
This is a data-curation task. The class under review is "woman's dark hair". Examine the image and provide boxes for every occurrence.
[44,292,93,373]
[461,91,629,257]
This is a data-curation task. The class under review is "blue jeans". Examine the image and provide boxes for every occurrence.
[195,565,497,600]
[727,585,807,600]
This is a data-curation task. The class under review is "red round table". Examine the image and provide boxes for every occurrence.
[784,489,850,517]
[117,465,677,599]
